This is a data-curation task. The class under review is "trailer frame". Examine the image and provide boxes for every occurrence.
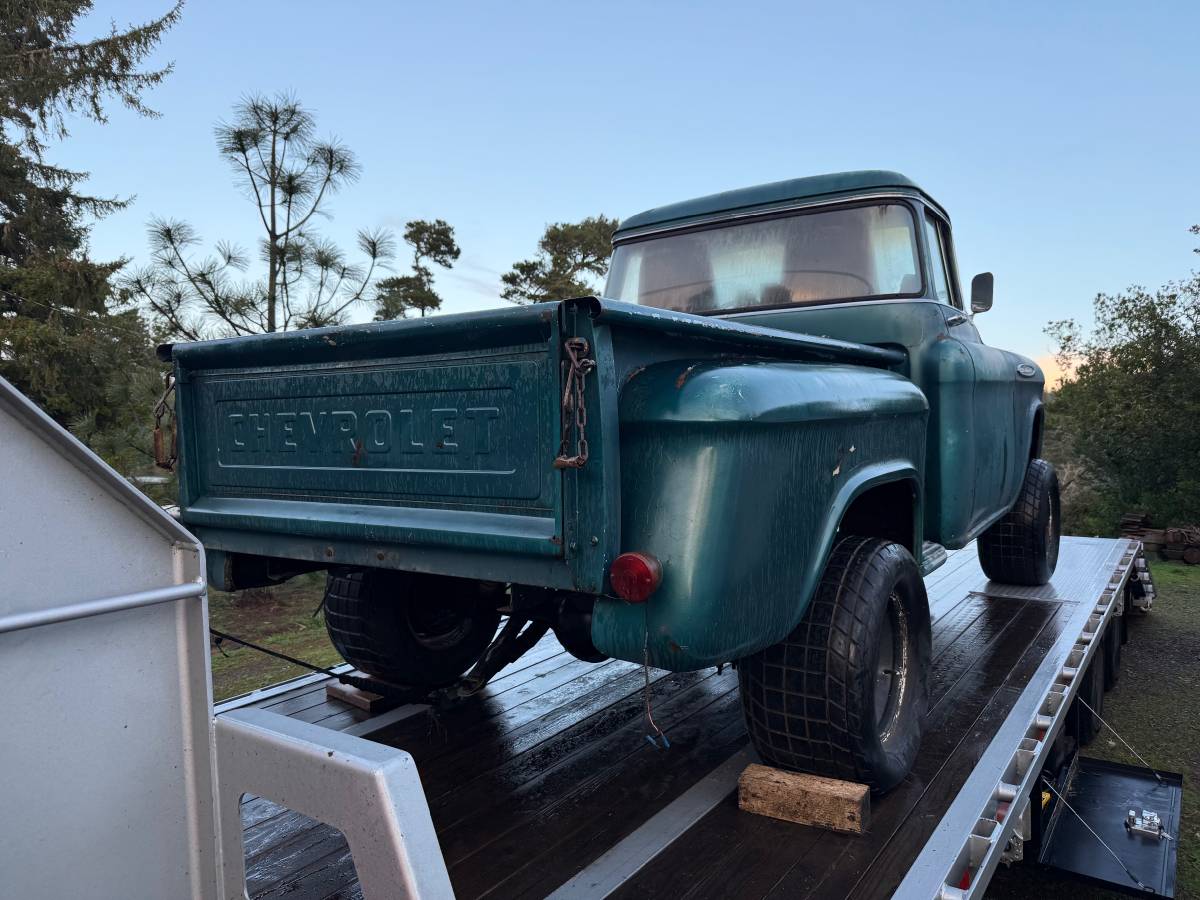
[222,536,1159,900]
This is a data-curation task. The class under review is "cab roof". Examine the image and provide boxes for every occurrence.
[613,169,947,239]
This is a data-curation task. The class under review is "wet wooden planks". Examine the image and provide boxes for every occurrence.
[240,555,1077,900]
[606,594,1069,900]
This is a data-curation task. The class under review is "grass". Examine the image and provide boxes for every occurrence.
[988,559,1200,899]
[207,572,341,702]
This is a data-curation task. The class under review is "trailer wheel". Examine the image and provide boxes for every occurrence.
[738,537,932,794]
[977,458,1061,586]
[1103,619,1121,691]
[324,569,502,687]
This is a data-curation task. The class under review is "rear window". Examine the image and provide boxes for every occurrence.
[606,203,921,314]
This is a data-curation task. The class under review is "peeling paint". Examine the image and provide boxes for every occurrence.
[675,364,699,390]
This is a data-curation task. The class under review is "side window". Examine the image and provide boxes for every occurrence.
[923,212,952,306]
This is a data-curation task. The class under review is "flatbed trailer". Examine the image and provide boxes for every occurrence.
[225,535,1164,900]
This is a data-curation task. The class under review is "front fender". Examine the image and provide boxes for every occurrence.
[591,360,928,670]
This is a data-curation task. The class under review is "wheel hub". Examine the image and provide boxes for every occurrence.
[406,604,472,651]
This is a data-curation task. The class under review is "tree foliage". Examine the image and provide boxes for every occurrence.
[0,1,181,262]
[1046,245,1200,532]
[501,216,617,304]
[373,219,460,319]
[0,1,181,157]
[0,1,179,478]
[128,93,395,338]
[0,258,164,474]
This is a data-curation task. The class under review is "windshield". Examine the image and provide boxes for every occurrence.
[605,203,921,314]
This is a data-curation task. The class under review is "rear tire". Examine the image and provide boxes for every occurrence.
[978,458,1061,586]
[738,537,932,794]
[324,569,502,687]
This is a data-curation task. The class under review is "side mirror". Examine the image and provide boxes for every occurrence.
[970,272,994,314]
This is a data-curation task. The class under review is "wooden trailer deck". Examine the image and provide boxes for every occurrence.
[225,536,1140,899]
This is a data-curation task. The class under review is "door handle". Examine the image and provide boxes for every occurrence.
[945,314,968,327]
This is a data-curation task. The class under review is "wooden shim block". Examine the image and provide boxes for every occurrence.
[737,763,869,834]
[325,678,399,714]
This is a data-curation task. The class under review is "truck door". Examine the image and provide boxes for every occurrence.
[924,212,1016,534]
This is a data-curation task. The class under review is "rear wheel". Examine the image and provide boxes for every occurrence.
[978,458,1061,586]
[738,537,932,793]
[324,569,502,687]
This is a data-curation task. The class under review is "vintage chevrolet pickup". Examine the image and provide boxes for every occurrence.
[162,170,1058,791]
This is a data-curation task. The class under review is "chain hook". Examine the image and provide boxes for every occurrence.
[152,370,177,471]
[553,337,596,469]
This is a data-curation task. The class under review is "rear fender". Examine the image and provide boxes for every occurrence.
[591,359,927,670]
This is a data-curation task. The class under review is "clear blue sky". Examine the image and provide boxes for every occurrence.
[58,0,1197,365]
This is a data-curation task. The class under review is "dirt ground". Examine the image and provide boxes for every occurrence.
[207,572,339,702]
[988,559,1200,899]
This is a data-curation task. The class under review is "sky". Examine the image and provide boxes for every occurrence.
[57,1,1198,371]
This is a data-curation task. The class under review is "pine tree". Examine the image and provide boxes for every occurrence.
[501,216,617,304]
[0,2,182,477]
[373,219,460,319]
[128,93,396,338]
[0,2,182,261]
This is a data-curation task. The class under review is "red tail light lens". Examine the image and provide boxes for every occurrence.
[609,552,662,603]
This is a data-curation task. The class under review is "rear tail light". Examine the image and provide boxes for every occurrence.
[609,552,662,603]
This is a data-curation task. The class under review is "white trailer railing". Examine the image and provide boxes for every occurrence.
[0,376,449,900]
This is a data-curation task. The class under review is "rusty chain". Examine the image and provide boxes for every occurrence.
[553,337,596,469]
[152,371,177,471]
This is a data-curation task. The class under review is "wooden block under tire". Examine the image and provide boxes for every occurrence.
[737,763,870,834]
[326,676,400,713]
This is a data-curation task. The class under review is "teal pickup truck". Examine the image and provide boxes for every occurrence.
[163,171,1059,791]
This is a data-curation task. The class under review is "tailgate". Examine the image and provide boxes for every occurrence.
[170,306,567,571]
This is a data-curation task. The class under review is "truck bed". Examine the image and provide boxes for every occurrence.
[228,536,1138,899]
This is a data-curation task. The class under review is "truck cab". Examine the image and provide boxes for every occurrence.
[164,170,1061,792]
[603,170,1045,549]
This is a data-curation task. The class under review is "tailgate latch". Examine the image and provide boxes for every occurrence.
[554,337,596,470]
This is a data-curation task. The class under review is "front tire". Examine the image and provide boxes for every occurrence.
[324,569,502,687]
[978,458,1061,586]
[738,537,932,793]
